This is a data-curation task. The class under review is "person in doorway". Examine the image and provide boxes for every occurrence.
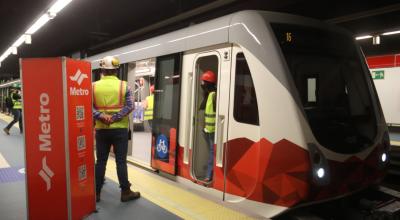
[93,55,140,203]
[200,70,217,182]
[142,85,154,130]
[3,89,23,135]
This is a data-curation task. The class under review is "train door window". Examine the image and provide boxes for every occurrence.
[192,54,219,182]
[307,78,316,102]
[151,53,181,175]
[128,58,156,168]
[307,76,318,104]
[233,53,259,125]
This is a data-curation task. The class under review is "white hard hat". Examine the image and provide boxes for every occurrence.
[99,56,120,69]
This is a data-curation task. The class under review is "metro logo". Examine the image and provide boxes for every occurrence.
[69,69,88,85]
[38,157,54,191]
[70,87,89,96]
[38,93,54,191]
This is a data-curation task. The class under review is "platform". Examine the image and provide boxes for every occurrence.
[0,113,255,220]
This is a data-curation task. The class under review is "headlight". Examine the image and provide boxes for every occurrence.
[381,153,387,162]
[316,168,325,178]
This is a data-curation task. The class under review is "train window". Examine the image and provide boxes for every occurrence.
[233,53,259,125]
[271,23,377,154]
[307,77,318,104]
[307,78,316,102]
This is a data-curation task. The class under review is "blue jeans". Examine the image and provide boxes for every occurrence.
[6,109,23,133]
[203,131,215,179]
[95,128,131,193]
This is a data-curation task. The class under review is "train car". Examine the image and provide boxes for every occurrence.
[87,10,390,218]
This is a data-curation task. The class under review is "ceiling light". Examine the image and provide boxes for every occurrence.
[135,68,151,74]
[12,35,26,47]
[47,11,56,19]
[11,47,17,55]
[25,35,32,44]
[382,30,400,36]
[48,0,73,14]
[1,48,12,61]
[355,35,373,40]
[373,35,380,45]
[26,14,50,34]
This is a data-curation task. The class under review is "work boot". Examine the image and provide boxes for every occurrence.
[121,189,140,202]
[96,192,100,203]
[3,128,9,135]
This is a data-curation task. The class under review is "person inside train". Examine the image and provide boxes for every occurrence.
[3,88,23,135]
[200,70,217,182]
[93,55,141,202]
[142,84,154,130]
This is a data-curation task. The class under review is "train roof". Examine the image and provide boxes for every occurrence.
[87,10,340,69]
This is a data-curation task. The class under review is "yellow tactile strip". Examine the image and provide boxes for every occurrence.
[0,113,20,130]
[105,161,257,220]
[0,113,13,124]
[391,141,400,147]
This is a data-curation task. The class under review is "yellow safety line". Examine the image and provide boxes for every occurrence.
[0,113,19,128]
[391,140,400,147]
[105,161,256,220]
[0,152,10,168]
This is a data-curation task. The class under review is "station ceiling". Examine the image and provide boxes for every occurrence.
[1,0,399,79]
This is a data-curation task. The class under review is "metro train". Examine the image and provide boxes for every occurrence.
[88,10,390,218]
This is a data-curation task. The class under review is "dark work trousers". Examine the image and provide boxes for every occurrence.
[203,131,215,179]
[95,128,131,193]
[6,109,23,133]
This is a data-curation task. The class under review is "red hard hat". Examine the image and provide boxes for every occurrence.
[150,85,154,93]
[201,70,216,84]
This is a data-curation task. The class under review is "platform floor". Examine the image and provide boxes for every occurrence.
[0,113,255,220]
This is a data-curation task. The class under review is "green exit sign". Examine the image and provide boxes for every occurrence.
[372,70,385,80]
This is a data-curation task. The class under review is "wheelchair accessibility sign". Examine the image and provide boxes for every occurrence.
[156,134,169,159]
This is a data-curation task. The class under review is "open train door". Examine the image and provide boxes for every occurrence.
[150,53,182,175]
[187,46,231,186]
[222,45,261,203]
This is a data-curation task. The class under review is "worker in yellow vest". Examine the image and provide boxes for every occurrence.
[3,89,23,135]
[93,56,140,202]
[200,70,217,182]
[142,85,154,129]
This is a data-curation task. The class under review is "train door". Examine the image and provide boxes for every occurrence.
[127,59,155,168]
[223,46,260,202]
[189,47,231,184]
[150,53,182,175]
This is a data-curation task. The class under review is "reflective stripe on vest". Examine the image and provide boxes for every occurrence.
[204,91,216,133]
[93,75,128,129]
[13,98,22,109]
[13,101,22,109]
[144,94,154,121]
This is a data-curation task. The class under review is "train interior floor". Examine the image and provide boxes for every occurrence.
[0,113,255,220]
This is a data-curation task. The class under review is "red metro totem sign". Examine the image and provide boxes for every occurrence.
[21,57,95,220]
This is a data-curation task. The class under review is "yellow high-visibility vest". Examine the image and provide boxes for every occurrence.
[144,94,154,121]
[93,75,128,129]
[12,96,22,109]
[204,91,216,133]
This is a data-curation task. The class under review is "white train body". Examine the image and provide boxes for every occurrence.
[88,11,389,218]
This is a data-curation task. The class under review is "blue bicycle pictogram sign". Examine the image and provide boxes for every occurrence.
[156,134,169,159]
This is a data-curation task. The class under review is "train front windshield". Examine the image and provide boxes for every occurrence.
[272,23,378,154]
